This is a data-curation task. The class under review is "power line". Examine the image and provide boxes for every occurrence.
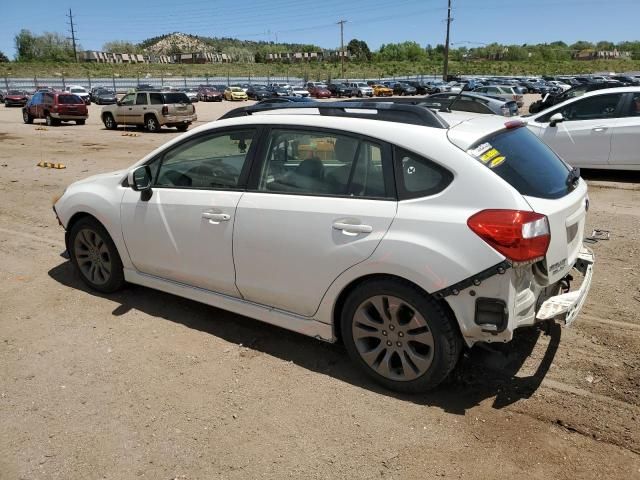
[67,8,79,62]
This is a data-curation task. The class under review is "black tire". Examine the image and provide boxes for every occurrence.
[145,115,160,132]
[528,100,542,114]
[175,124,189,132]
[76,120,86,125]
[103,113,117,130]
[68,217,125,293]
[45,114,59,126]
[357,91,363,98]
[23,109,33,124]
[340,278,462,393]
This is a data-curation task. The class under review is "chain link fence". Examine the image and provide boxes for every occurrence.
[3,74,444,93]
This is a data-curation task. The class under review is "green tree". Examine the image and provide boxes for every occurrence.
[14,29,76,62]
[347,39,371,61]
[102,41,139,53]
[0,51,9,62]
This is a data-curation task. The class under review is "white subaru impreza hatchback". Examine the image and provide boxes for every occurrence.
[53,103,594,392]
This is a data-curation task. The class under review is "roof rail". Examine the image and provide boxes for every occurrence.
[219,101,449,128]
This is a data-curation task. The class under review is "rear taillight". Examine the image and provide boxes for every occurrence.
[162,105,168,116]
[467,210,550,264]
[192,103,196,114]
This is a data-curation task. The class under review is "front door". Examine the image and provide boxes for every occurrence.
[120,128,258,296]
[130,92,148,124]
[234,127,397,317]
[116,93,135,124]
[532,92,624,168]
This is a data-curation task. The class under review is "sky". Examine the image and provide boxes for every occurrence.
[1,0,639,58]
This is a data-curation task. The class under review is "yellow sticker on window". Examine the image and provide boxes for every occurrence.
[489,156,506,168]
[480,149,499,162]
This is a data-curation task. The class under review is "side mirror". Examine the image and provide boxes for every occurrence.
[549,112,565,127]
[128,165,152,192]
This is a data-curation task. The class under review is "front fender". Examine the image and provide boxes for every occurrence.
[56,180,131,269]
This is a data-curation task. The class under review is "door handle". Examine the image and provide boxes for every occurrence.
[592,126,607,132]
[128,107,133,110]
[143,107,147,110]
[333,222,373,235]
[202,212,230,222]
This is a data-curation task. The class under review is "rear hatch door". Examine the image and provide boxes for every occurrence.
[448,119,586,284]
[162,92,194,117]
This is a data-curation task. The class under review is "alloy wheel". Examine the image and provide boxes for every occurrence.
[352,295,435,381]
[73,228,112,286]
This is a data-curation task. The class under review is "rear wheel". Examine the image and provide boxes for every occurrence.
[103,113,117,130]
[341,279,462,393]
[145,115,159,132]
[175,124,189,132]
[76,120,85,125]
[69,217,125,293]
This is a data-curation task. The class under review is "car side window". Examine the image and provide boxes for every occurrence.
[135,93,147,105]
[149,93,163,105]
[624,93,640,117]
[120,94,135,106]
[155,129,256,189]
[256,129,390,198]
[394,147,453,199]
[557,93,623,121]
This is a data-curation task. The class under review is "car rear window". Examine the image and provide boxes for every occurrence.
[467,126,571,199]
[162,93,190,104]
[58,94,83,104]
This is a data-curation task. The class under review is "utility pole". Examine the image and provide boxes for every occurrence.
[442,0,452,81]
[67,8,78,62]
[337,19,347,78]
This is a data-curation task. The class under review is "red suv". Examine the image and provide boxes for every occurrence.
[23,91,88,126]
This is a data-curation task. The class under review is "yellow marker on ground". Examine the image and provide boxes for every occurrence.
[37,162,66,169]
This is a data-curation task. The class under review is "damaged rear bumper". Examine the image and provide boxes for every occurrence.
[535,247,595,327]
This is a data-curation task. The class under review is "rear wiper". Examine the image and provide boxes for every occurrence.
[566,166,580,190]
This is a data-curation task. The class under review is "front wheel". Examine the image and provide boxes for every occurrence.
[175,124,189,132]
[69,217,125,293]
[23,110,33,124]
[341,279,462,393]
[76,120,86,125]
[103,113,117,130]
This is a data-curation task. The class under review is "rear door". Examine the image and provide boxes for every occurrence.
[607,92,640,168]
[233,127,397,317]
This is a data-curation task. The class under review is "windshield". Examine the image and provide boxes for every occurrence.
[8,90,24,95]
[467,127,570,199]
[230,87,243,92]
[70,88,85,93]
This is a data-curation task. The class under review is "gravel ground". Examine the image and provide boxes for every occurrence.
[0,95,639,479]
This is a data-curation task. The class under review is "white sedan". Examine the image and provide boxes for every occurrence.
[289,85,310,97]
[525,86,640,170]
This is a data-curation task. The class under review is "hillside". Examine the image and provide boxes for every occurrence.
[138,32,323,56]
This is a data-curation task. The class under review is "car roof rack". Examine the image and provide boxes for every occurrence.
[219,101,449,128]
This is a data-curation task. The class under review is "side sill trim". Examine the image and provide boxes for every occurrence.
[124,268,335,342]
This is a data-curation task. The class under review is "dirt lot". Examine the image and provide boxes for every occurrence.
[1,96,639,480]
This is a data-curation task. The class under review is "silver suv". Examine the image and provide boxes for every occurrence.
[101,91,197,132]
